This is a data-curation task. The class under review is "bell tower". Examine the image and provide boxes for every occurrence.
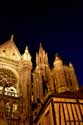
[32,43,52,104]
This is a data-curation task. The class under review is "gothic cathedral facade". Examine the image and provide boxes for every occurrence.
[0,35,83,125]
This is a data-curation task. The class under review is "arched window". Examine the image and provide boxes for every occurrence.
[5,102,11,117]
[5,87,18,97]
[5,102,18,117]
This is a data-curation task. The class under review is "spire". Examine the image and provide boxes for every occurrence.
[36,52,39,65]
[10,34,14,41]
[55,53,60,60]
[45,52,48,64]
[25,46,29,54]
[39,42,44,54]
[40,42,42,48]
[22,46,31,61]
[36,42,49,65]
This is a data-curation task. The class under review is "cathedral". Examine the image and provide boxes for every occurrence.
[0,35,83,125]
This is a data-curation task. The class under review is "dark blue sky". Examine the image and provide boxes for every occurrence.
[0,1,83,86]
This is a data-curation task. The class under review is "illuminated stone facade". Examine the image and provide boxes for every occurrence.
[0,35,83,125]
[0,35,32,125]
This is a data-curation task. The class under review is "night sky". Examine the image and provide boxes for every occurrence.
[0,1,83,86]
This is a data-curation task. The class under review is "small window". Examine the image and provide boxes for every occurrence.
[5,102,11,117]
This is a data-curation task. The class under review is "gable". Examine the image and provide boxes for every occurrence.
[0,35,21,61]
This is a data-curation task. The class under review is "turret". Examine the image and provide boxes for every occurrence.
[53,53,63,68]
[22,46,31,61]
[19,46,32,125]
[53,54,68,93]
[69,62,79,91]
[32,43,52,107]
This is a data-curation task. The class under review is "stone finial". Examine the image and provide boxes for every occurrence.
[69,62,73,67]
[22,46,31,61]
[10,34,14,41]
[45,52,48,64]
[25,46,28,54]
[40,42,43,47]
[55,53,60,60]
[39,42,43,51]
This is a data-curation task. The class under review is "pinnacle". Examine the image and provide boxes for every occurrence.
[40,42,43,48]
[10,34,14,41]
[55,53,60,60]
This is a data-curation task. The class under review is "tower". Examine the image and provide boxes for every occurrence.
[0,35,32,125]
[34,53,83,125]
[53,54,68,93]
[69,62,79,91]
[32,43,52,101]
[32,43,54,121]
[53,54,79,93]
[19,46,32,125]
[0,35,83,125]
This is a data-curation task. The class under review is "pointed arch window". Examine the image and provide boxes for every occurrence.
[5,102,11,117]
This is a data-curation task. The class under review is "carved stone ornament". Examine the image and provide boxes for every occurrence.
[0,68,17,87]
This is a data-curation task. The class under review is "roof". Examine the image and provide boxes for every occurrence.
[0,35,21,61]
[34,89,83,122]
